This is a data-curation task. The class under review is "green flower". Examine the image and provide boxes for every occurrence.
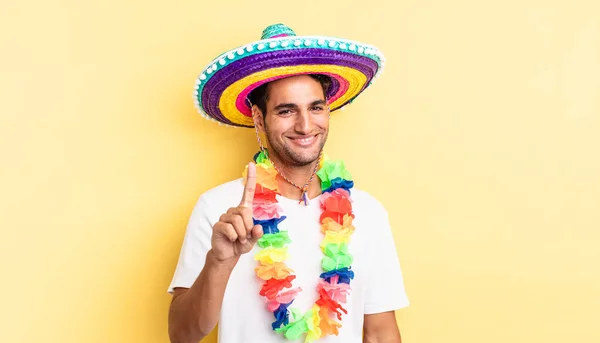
[257,231,292,248]
[321,243,353,271]
[255,150,274,167]
[275,308,309,340]
[317,160,353,190]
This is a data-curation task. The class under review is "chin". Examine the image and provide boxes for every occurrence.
[291,156,319,166]
[285,148,323,166]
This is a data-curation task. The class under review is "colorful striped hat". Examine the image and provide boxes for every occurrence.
[193,23,385,128]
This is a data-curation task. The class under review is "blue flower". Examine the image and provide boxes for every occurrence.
[323,178,354,194]
[320,267,355,284]
[254,216,287,234]
[271,301,292,330]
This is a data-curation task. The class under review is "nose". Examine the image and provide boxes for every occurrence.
[294,109,311,134]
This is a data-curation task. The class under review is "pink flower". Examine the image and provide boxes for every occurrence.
[266,288,302,312]
[317,276,351,303]
[253,199,283,220]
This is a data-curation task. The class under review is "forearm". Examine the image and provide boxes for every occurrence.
[363,312,402,343]
[168,250,238,343]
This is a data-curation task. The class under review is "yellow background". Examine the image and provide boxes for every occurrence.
[1,0,599,342]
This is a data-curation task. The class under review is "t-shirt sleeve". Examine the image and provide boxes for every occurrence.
[364,205,410,314]
[167,195,214,294]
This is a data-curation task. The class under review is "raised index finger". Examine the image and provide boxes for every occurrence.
[240,162,256,208]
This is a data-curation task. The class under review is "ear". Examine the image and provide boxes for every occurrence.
[252,105,266,133]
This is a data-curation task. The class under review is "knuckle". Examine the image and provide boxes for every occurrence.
[215,222,228,232]
[233,216,244,230]
[224,224,236,237]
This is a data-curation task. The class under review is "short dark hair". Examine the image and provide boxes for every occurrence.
[248,74,332,117]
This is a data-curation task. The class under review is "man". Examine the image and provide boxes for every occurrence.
[168,24,409,343]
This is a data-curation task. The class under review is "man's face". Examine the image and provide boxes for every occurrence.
[258,75,329,167]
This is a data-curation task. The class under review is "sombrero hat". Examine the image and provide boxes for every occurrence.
[193,23,385,128]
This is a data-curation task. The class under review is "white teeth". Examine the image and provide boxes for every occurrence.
[292,136,315,145]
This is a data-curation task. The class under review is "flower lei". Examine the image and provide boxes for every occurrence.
[244,151,356,342]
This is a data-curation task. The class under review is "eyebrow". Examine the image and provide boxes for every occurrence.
[273,103,298,111]
[272,99,327,111]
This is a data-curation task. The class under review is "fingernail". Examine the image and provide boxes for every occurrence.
[241,239,248,244]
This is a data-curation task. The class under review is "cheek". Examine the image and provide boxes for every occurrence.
[315,115,330,130]
[265,118,290,137]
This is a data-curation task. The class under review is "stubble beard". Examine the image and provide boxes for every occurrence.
[264,127,328,167]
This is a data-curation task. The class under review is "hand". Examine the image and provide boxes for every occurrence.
[210,162,264,263]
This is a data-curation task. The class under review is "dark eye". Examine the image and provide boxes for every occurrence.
[278,109,292,115]
[311,106,324,112]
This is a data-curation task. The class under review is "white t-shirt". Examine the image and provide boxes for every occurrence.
[168,179,409,343]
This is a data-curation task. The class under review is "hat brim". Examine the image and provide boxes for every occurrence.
[193,36,385,128]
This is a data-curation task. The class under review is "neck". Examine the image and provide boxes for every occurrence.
[268,153,322,201]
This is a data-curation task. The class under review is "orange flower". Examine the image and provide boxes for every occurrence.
[318,306,342,336]
[243,163,279,192]
[256,163,279,191]
[320,215,354,233]
[255,262,294,280]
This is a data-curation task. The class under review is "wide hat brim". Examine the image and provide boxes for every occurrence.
[193,25,385,128]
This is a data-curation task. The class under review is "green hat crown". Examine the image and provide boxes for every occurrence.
[261,24,297,40]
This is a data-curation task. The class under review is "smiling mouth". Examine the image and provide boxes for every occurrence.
[288,134,319,147]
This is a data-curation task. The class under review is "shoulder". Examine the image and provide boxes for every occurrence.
[201,178,244,201]
[193,178,245,217]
